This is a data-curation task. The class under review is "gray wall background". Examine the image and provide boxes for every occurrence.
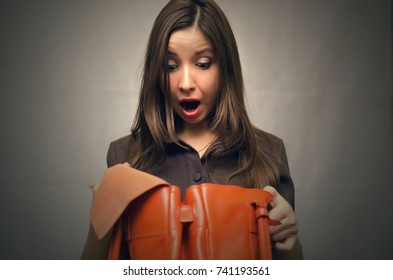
[0,0,392,259]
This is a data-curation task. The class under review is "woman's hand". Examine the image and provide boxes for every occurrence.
[263,186,300,252]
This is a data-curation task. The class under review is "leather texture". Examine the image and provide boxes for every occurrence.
[90,164,274,260]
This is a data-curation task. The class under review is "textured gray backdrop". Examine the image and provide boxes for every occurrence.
[0,0,392,259]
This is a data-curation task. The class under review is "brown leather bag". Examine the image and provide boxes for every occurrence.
[90,164,274,260]
[182,184,272,259]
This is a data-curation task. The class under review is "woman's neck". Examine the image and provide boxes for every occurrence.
[178,121,211,138]
[177,122,216,157]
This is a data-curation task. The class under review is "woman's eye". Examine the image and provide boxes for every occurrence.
[168,61,178,72]
[196,60,211,70]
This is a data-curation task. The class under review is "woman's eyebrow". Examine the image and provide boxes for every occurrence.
[167,50,178,57]
[167,48,214,56]
[195,48,214,55]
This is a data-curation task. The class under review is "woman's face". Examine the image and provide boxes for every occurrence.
[167,27,219,128]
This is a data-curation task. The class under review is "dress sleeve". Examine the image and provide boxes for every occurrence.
[276,139,295,210]
[106,135,133,168]
[273,140,304,259]
[106,141,119,168]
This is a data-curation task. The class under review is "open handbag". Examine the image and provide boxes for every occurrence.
[90,164,278,260]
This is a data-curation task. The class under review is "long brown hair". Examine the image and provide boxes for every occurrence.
[130,0,279,188]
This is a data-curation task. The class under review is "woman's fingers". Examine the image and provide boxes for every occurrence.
[264,185,294,221]
[263,185,279,208]
[274,236,298,251]
[269,223,297,241]
[263,185,298,251]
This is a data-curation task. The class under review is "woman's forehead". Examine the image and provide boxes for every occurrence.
[168,28,213,53]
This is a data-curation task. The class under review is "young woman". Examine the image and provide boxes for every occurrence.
[82,0,303,259]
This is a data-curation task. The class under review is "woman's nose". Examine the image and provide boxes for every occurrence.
[178,66,195,92]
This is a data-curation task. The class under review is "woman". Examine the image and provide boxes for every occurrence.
[82,0,303,259]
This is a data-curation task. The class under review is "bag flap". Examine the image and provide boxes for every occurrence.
[90,164,169,240]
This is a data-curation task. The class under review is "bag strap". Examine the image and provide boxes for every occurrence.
[253,201,273,259]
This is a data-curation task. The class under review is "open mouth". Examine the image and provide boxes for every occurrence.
[180,99,201,112]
